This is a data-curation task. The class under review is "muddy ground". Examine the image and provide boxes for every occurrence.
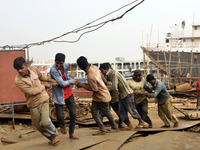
[0,98,200,150]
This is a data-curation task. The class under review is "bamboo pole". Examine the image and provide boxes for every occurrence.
[147,24,153,75]
[189,13,195,84]
[157,30,161,80]
[142,30,147,76]
[168,32,172,89]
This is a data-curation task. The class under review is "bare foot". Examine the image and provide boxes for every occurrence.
[127,125,134,130]
[173,122,179,127]
[69,134,79,140]
[60,124,67,135]
[148,124,153,128]
[161,125,170,128]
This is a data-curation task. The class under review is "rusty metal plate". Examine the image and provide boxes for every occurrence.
[135,119,200,132]
[120,131,200,150]
[2,128,109,150]
[180,107,198,110]
[87,130,138,150]
[0,50,26,103]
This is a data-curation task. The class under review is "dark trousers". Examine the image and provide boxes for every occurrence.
[91,101,117,132]
[55,94,76,135]
[99,101,124,127]
[136,98,152,125]
[119,95,140,122]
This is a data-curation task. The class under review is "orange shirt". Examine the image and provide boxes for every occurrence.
[61,72,73,99]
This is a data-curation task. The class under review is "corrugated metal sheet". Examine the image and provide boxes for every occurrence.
[0,50,26,103]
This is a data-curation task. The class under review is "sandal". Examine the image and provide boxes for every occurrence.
[92,131,106,136]
[161,125,170,128]
[135,124,148,129]
[49,136,60,146]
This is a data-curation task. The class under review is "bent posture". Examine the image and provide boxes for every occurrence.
[13,57,59,145]
[127,70,152,128]
[76,56,118,135]
[146,74,179,128]
[100,64,145,129]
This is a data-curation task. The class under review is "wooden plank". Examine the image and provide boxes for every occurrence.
[135,119,200,132]
[86,131,138,150]
[0,113,31,119]
[120,131,200,150]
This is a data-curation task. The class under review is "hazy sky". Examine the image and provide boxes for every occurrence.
[1,0,200,63]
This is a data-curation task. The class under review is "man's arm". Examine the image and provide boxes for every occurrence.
[50,69,73,87]
[15,80,45,96]
[147,82,163,98]
[85,78,98,91]
[113,71,119,90]
[144,83,153,93]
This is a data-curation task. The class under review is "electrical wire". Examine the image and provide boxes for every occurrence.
[14,0,145,48]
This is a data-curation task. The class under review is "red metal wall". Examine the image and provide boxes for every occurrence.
[0,50,26,103]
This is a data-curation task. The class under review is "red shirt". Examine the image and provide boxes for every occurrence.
[196,80,200,96]
[61,72,73,99]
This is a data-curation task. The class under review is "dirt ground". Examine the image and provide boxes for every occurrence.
[0,98,200,150]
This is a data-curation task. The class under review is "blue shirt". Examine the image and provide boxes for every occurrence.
[147,79,171,105]
[50,63,74,104]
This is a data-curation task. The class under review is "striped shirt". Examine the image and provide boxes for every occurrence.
[106,69,133,99]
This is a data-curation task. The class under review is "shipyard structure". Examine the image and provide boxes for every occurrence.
[142,21,200,88]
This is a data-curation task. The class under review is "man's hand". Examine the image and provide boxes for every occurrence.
[77,81,86,88]
[43,82,51,88]
[137,92,148,96]
[72,80,78,85]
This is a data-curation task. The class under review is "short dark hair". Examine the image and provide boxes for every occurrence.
[132,69,142,79]
[77,56,88,70]
[55,53,65,62]
[146,74,155,82]
[104,62,111,69]
[13,57,26,69]
[99,63,109,70]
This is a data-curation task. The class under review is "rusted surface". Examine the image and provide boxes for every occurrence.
[86,131,138,150]
[187,111,200,119]
[135,119,200,132]
[0,113,31,119]
[0,50,26,103]
[2,128,109,150]
[120,131,200,150]
[72,89,93,98]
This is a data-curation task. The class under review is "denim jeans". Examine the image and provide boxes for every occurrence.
[119,95,140,122]
[136,98,152,125]
[30,100,58,140]
[55,94,76,135]
[91,101,117,132]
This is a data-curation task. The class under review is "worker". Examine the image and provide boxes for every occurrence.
[195,80,200,110]
[99,63,128,130]
[50,53,79,139]
[13,57,59,146]
[146,74,179,128]
[76,56,118,135]
[127,70,153,128]
[100,63,146,129]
